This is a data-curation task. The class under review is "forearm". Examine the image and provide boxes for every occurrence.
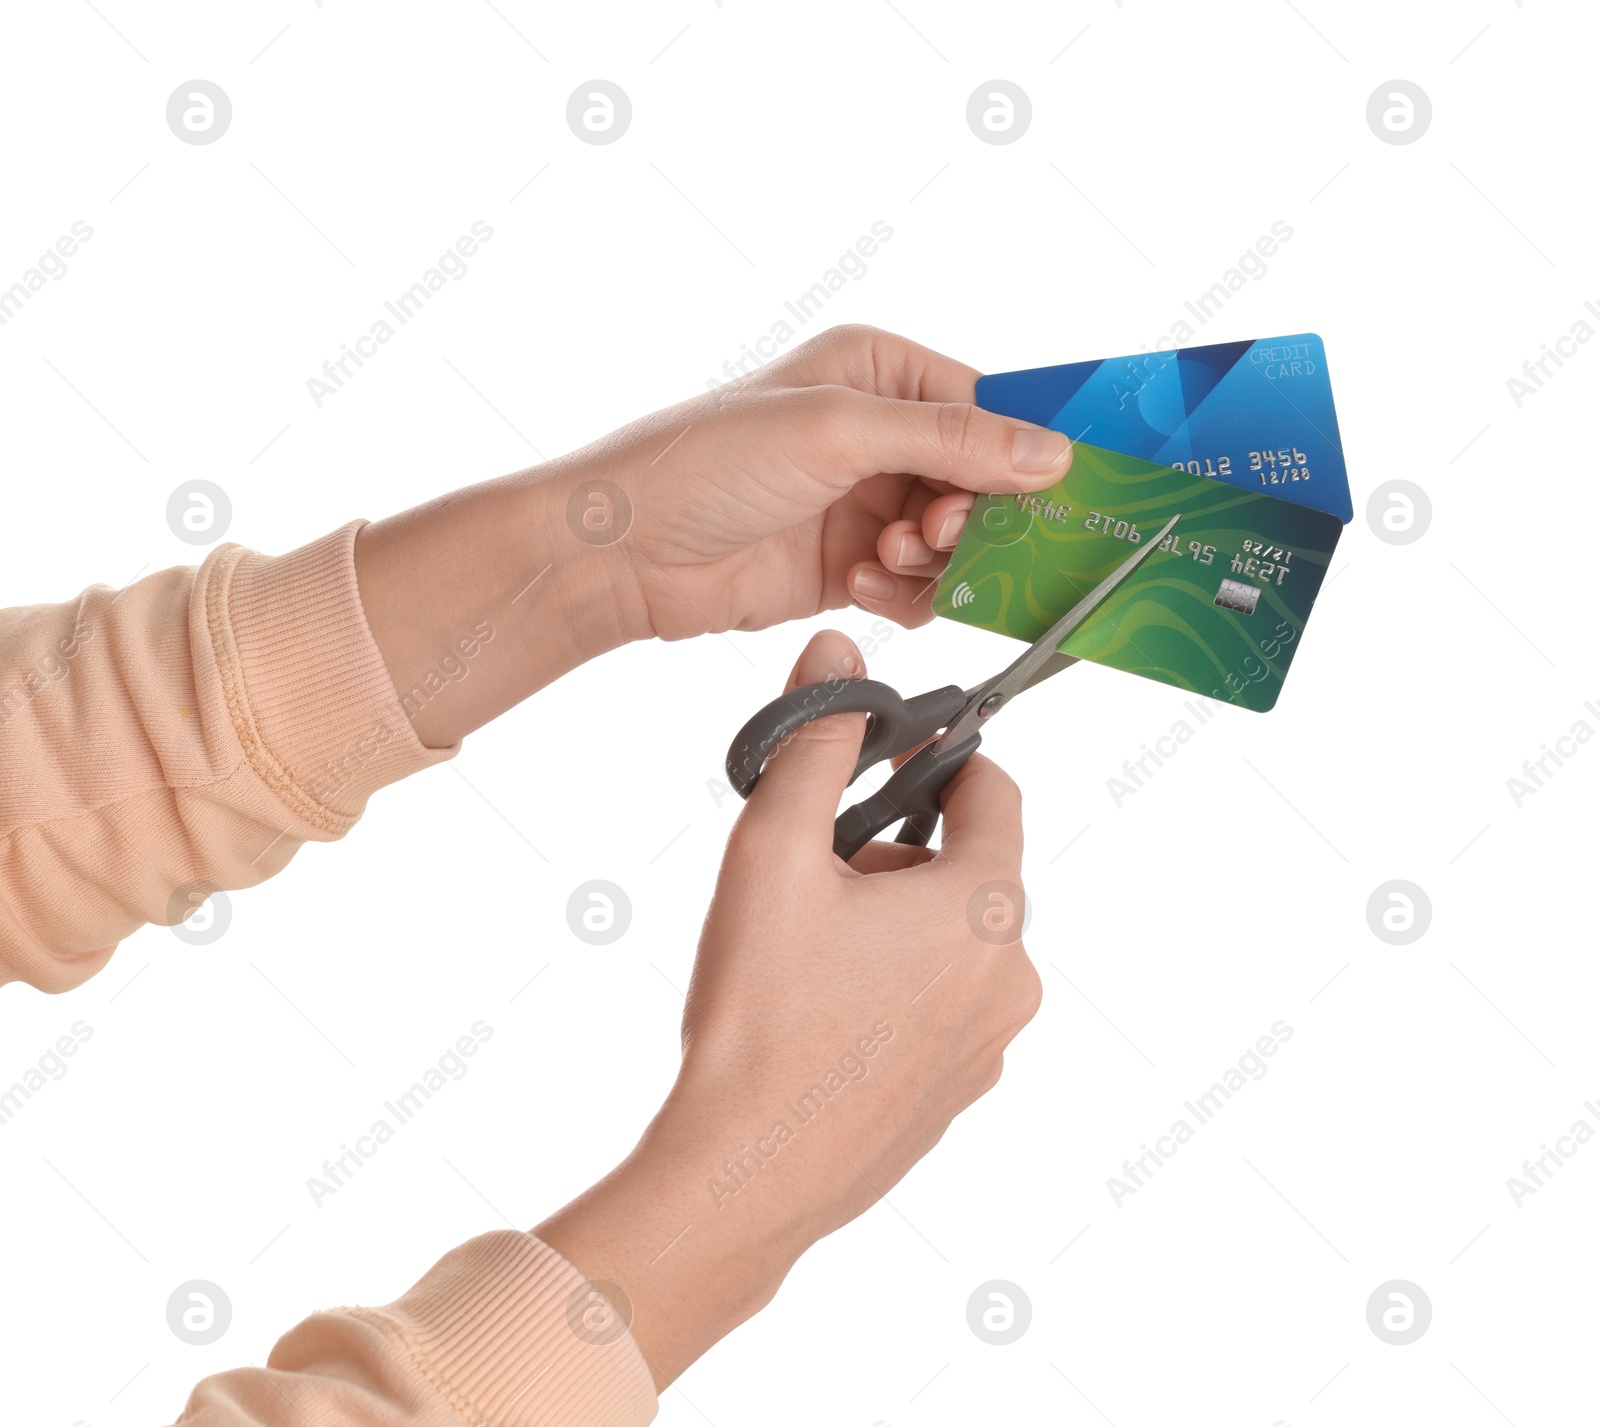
[534,1082,814,1392]
[353,457,650,750]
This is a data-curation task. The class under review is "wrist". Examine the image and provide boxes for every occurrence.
[521,459,655,657]
[354,459,651,747]
[534,1086,813,1390]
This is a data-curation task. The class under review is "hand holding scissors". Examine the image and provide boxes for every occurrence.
[725,514,1181,860]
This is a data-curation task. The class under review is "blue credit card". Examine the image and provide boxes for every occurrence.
[976,333,1352,523]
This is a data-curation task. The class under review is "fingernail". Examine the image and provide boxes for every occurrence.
[935,510,966,550]
[1011,428,1072,474]
[851,567,895,602]
[789,643,857,690]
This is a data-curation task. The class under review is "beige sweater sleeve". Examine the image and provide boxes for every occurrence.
[0,520,458,991]
[0,523,659,1426]
[177,1231,657,1427]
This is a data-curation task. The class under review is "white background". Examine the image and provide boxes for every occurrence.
[2,2,1596,1424]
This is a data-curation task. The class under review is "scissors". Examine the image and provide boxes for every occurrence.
[725,513,1182,860]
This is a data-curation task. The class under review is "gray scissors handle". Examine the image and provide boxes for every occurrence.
[724,678,971,859]
[830,731,983,861]
[726,511,1185,863]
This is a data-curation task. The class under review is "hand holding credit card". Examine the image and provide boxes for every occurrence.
[933,334,1351,712]
[974,333,1353,523]
[933,444,1342,711]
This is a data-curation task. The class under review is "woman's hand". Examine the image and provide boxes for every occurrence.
[534,628,1043,1388]
[586,323,1073,638]
[355,324,1069,748]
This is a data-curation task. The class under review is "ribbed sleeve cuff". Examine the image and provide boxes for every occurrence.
[353,1230,659,1427]
[200,520,456,835]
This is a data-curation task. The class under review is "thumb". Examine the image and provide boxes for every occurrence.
[933,751,1024,875]
[798,385,1074,495]
[741,629,869,852]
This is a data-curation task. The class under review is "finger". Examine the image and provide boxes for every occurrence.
[877,518,941,575]
[888,732,938,771]
[922,492,976,551]
[796,384,1073,499]
[742,629,869,848]
[785,627,864,690]
[932,752,1024,875]
[893,476,942,533]
[757,324,983,404]
[847,840,938,875]
[846,561,942,628]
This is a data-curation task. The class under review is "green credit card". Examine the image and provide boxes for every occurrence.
[932,442,1344,712]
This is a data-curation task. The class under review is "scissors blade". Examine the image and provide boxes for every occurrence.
[937,512,1181,749]
[1016,650,1080,696]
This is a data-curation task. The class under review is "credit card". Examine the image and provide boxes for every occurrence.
[932,442,1344,712]
[976,333,1352,523]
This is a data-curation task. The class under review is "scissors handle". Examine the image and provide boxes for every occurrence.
[830,730,982,861]
[725,678,971,858]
